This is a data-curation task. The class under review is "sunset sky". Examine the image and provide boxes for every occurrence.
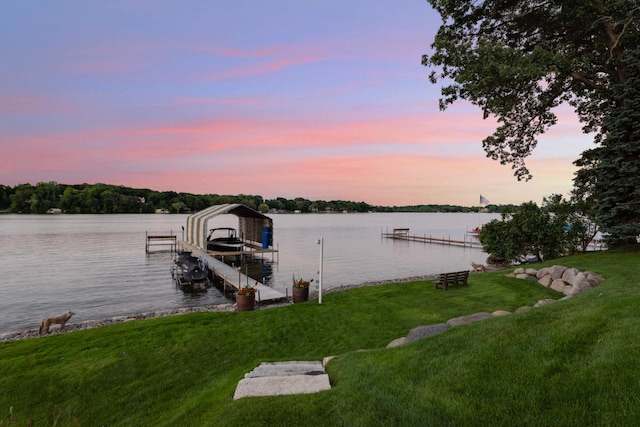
[0,1,594,206]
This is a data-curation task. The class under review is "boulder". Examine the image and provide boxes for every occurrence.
[549,265,568,280]
[516,273,531,280]
[513,267,526,275]
[534,299,556,307]
[536,267,550,279]
[570,271,587,287]
[447,312,492,327]
[585,272,605,283]
[570,277,599,296]
[550,279,567,293]
[515,306,531,313]
[491,310,511,317]
[387,337,409,348]
[406,323,450,342]
[561,267,580,283]
[537,275,553,287]
[525,268,538,276]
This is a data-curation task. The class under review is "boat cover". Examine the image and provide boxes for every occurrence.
[185,203,273,251]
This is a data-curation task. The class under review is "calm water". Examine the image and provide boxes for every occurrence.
[0,212,498,334]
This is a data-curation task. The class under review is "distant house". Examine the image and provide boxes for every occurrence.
[47,208,62,214]
[155,209,170,214]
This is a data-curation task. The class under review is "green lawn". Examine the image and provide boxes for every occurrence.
[1,250,639,426]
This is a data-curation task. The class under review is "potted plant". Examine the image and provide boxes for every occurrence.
[236,283,257,311]
[292,275,313,303]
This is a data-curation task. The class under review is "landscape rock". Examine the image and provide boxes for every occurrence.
[570,278,597,296]
[407,323,450,342]
[536,267,550,279]
[570,271,587,287]
[534,299,556,307]
[549,265,568,280]
[537,275,553,287]
[491,310,511,317]
[586,272,605,283]
[387,337,409,348]
[447,312,491,327]
[550,279,567,293]
[561,267,580,283]
[515,306,531,313]
[508,265,604,297]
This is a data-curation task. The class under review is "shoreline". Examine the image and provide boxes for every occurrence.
[3,267,509,343]
[1,274,443,342]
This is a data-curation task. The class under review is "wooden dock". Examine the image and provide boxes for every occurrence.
[146,232,177,253]
[382,228,482,249]
[178,241,285,302]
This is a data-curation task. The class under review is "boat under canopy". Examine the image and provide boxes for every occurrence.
[185,203,274,253]
[207,227,244,252]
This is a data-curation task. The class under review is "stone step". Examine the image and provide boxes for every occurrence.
[234,361,331,399]
[244,361,325,378]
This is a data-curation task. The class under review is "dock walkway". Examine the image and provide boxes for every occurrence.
[146,232,177,253]
[382,228,482,249]
[178,241,285,302]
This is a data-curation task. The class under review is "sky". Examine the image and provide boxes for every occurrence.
[0,1,595,207]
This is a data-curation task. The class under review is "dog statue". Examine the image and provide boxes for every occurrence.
[470,262,486,273]
[39,311,76,335]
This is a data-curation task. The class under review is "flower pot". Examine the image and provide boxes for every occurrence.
[292,286,309,303]
[236,293,255,311]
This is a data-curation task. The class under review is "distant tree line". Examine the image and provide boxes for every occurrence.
[0,182,507,214]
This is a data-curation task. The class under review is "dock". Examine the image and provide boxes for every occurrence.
[382,228,483,249]
[146,231,177,253]
[178,241,285,302]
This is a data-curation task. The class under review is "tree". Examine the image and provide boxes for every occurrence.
[423,1,640,246]
[479,197,593,263]
[579,48,640,246]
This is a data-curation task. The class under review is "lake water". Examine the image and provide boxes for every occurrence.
[0,212,498,334]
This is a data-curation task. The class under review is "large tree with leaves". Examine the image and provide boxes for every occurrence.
[423,1,640,246]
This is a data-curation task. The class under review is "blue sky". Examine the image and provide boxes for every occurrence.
[0,1,593,206]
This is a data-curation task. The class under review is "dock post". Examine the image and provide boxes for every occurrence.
[317,237,324,304]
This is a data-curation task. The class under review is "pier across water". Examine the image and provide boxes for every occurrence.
[381,228,482,249]
[178,241,286,302]
[146,231,177,253]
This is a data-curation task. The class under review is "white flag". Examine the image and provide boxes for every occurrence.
[480,194,490,205]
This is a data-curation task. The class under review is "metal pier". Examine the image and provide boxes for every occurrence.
[146,231,177,253]
[381,228,483,249]
[178,241,285,302]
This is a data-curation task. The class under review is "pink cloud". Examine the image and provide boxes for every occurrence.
[202,53,330,82]
[117,150,577,206]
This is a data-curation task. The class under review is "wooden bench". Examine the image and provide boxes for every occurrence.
[434,270,469,290]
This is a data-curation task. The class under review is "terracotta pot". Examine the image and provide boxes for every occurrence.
[236,293,255,311]
[292,286,309,303]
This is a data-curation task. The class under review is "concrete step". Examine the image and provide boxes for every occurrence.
[244,361,325,378]
[233,361,331,399]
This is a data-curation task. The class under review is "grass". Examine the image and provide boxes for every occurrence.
[1,250,639,425]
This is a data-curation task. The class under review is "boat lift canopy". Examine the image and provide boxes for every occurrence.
[185,203,273,251]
